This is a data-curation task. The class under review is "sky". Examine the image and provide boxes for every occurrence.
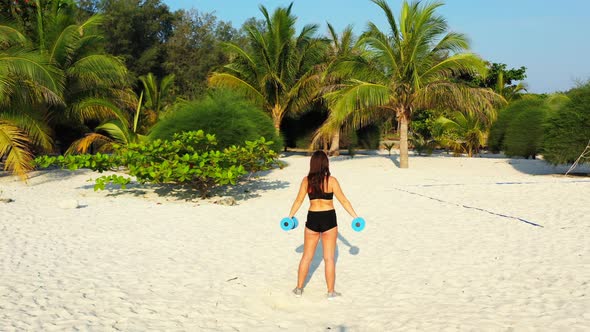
[164,0,590,93]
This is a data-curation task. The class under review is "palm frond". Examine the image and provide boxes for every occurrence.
[0,49,64,106]
[68,54,128,89]
[69,97,130,125]
[0,110,53,152]
[0,25,28,48]
[95,120,130,145]
[0,121,33,178]
[66,132,113,154]
[209,73,265,104]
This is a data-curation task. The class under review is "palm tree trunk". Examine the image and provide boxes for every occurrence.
[329,131,340,156]
[399,111,409,168]
[273,116,281,137]
[272,105,282,136]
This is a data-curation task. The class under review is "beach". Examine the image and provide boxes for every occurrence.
[1,153,589,331]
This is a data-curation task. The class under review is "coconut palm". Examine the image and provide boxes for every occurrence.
[434,111,486,157]
[209,4,327,135]
[495,71,527,102]
[324,0,503,168]
[138,72,175,132]
[35,2,132,126]
[67,92,147,154]
[9,1,133,149]
[0,0,133,175]
[312,23,360,156]
[0,23,63,177]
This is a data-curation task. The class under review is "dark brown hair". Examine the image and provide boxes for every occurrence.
[307,150,330,194]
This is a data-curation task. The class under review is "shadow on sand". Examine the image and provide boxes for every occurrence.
[75,168,288,202]
[294,232,359,288]
[505,157,590,176]
[1,168,92,185]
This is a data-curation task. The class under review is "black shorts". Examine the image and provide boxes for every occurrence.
[306,210,337,233]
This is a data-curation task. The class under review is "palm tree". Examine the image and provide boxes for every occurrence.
[0,23,64,177]
[0,0,133,175]
[324,0,503,168]
[209,4,327,135]
[36,2,132,129]
[312,23,360,156]
[138,72,175,132]
[67,92,147,154]
[495,71,527,102]
[434,111,486,157]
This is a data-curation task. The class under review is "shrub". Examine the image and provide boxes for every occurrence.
[149,90,283,152]
[488,107,511,153]
[488,96,550,158]
[411,109,438,139]
[503,98,549,158]
[410,132,435,156]
[543,84,590,165]
[34,130,281,198]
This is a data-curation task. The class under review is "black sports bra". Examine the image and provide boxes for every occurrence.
[308,191,334,200]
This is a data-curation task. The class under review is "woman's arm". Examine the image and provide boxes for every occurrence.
[331,177,359,218]
[288,177,308,218]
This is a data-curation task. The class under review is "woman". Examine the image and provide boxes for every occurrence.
[287,150,359,299]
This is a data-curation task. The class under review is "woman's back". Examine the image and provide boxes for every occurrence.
[308,176,335,212]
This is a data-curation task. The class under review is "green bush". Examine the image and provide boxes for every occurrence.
[488,96,550,157]
[488,108,511,153]
[503,97,550,158]
[410,132,435,156]
[543,84,590,165]
[149,90,283,152]
[411,109,438,139]
[34,131,281,198]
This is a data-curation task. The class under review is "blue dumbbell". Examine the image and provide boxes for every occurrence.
[280,216,299,231]
[351,217,366,232]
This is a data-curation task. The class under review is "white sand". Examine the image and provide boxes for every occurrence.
[1,152,589,331]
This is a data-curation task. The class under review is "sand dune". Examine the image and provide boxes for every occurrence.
[1,153,589,331]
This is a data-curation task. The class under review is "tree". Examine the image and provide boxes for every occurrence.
[209,3,328,135]
[99,0,174,80]
[0,18,63,177]
[312,23,360,156]
[164,9,237,99]
[459,62,528,101]
[67,91,146,154]
[323,0,503,168]
[28,1,133,151]
[434,111,486,157]
[0,0,133,176]
[543,83,590,165]
[138,72,175,130]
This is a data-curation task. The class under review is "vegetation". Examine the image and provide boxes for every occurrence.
[543,83,590,165]
[34,130,280,197]
[2,0,587,180]
[487,97,549,158]
[149,90,283,152]
[434,112,487,157]
[321,0,503,168]
[312,24,360,155]
[1,0,132,176]
[503,98,549,158]
[209,4,327,135]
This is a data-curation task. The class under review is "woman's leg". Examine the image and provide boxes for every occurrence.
[321,227,338,292]
[297,227,320,288]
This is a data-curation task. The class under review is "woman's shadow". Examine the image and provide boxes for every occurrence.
[295,233,360,287]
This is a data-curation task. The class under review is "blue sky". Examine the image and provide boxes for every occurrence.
[164,0,590,93]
